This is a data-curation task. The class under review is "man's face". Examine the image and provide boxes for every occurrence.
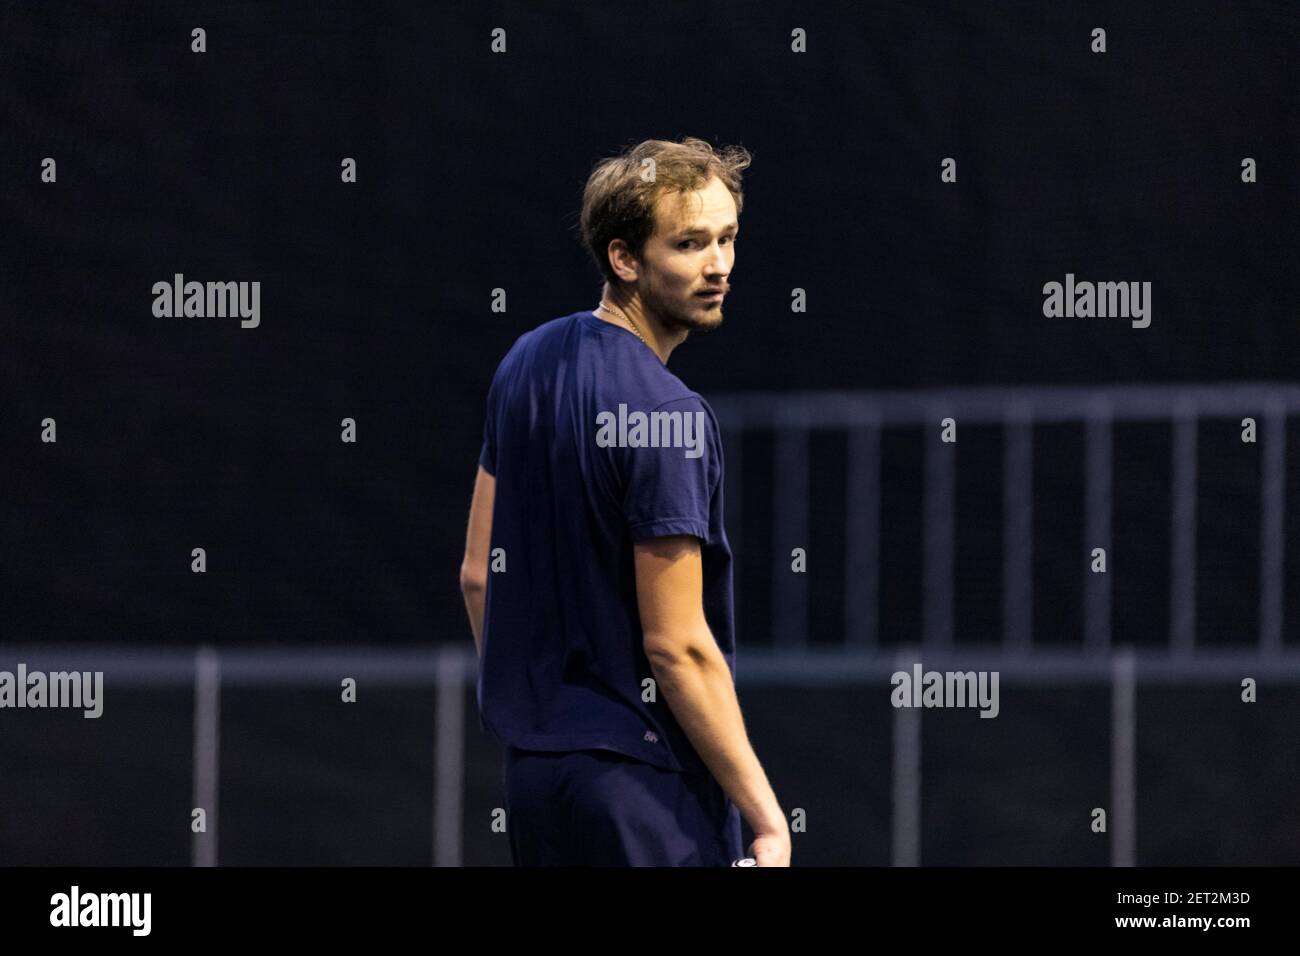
[634,176,738,333]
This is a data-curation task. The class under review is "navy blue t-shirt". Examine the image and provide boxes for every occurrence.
[475,309,735,774]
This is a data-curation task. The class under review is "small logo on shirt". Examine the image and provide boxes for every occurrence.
[643,730,660,744]
[595,404,706,459]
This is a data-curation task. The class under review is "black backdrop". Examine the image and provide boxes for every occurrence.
[4,1,1297,647]
[2,1,1299,865]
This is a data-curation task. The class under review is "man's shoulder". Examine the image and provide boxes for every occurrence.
[534,310,589,337]
[509,310,585,351]
[649,390,721,426]
[491,311,586,376]
[647,390,709,417]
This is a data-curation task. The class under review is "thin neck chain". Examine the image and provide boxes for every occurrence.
[597,300,648,347]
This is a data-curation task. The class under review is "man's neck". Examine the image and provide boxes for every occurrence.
[598,283,688,365]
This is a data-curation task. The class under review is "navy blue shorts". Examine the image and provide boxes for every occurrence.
[502,746,744,866]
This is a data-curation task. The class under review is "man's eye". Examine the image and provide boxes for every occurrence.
[679,237,737,249]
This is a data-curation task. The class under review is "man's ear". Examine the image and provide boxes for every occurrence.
[607,239,641,284]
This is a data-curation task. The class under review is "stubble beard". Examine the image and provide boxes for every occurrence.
[640,275,725,334]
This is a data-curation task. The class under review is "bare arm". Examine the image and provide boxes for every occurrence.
[634,534,790,865]
[459,465,495,657]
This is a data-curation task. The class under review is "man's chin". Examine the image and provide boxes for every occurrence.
[675,300,725,331]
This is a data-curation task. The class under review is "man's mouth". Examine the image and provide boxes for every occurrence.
[696,290,725,302]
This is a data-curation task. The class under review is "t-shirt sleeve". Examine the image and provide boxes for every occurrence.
[620,396,721,543]
[477,334,529,479]
[478,379,497,477]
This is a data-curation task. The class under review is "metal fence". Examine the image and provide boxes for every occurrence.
[711,381,1300,865]
[710,382,1293,654]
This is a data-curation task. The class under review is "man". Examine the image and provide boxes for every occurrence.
[460,137,790,867]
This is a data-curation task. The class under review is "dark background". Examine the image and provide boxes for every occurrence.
[1,1,1298,865]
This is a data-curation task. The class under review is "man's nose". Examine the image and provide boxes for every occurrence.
[704,240,729,277]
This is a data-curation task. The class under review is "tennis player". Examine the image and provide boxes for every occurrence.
[460,137,790,866]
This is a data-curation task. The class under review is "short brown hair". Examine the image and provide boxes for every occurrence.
[579,137,752,286]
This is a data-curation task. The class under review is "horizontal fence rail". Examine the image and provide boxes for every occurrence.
[5,646,1300,685]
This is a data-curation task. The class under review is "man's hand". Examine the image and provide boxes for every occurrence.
[749,828,792,867]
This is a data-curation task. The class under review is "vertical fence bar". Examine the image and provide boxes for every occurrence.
[1085,405,1113,653]
[191,646,220,867]
[1110,647,1137,866]
[922,415,956,647]
[1003,405,1034,652]
[723,424,744,631]
[773,424,809,648]
[433,646,465,867]
[1260,402,1286,657]
[846,421,881,647]
[891,646,921,866]
[1170,403,1198,656]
